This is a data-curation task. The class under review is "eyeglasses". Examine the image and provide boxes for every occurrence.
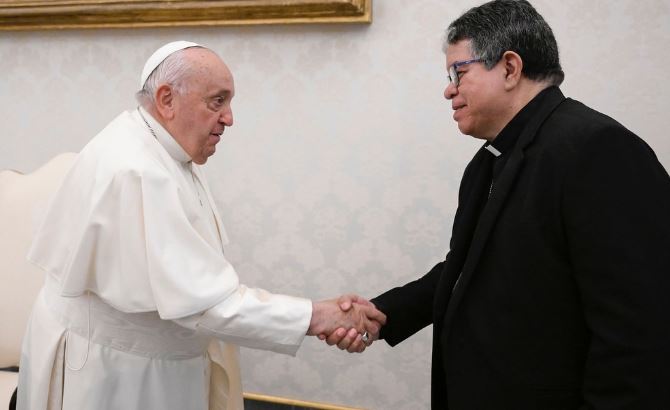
[447,58,486,87]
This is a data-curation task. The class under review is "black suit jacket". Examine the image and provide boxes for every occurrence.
[373,87,670,410]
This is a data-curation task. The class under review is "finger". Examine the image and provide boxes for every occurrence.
[325,327,347,346]
[355,312,382,336]
[339,294,375,311]
[337,294,355,311]
[347,334,365,353]
[364,320,380,337]
[351,308,374,334]
[361,305,387,325]
[355,333,372,352]
[336,328,359,350]
[348,294,374,307]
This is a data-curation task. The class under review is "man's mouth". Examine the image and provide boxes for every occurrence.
[453,104,465,120]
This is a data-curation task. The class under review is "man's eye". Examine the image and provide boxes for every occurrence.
[457,71,465,78]
[209,97,225,110]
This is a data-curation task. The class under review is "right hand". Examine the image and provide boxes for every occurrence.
[307,296,385,340]
[319,294,383,353]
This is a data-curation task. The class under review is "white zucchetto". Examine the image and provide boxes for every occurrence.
[140,40,201,88]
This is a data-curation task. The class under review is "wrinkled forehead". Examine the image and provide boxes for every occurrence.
[184,48,235,94]
[184,48,229,74]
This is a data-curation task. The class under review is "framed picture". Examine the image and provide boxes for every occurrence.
[0,0,371,31]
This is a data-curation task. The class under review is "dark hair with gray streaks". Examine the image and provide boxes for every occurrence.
[445,0,564,86]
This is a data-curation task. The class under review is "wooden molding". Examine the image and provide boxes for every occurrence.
[244,392,367,410]
[0,0,372,30]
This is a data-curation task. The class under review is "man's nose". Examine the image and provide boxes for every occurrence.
[220,108,233,127]
[444,82,457,100]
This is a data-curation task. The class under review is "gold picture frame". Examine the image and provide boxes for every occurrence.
[0,0,371,31]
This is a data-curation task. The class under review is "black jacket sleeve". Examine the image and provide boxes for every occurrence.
[563,124,670,409]
[371,259,445,346]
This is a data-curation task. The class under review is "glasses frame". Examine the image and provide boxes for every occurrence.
[447,58,486,87]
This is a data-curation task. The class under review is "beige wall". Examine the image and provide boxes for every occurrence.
[1,1,669,408]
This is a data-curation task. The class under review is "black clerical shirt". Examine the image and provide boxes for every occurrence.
[484,86,559,198]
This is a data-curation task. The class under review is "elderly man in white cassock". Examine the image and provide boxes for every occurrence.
[15,41,385,410]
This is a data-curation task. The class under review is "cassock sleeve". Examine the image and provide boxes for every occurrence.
[174,285,312,356]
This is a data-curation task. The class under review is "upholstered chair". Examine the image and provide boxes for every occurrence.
[0,153,77,409]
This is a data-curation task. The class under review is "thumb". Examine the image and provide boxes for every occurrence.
[337,294,356,311]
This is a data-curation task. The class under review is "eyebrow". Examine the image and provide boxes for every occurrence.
[206,90,232,100]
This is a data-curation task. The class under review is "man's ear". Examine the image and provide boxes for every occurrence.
[501,50,523,91]
[154,84,176,120]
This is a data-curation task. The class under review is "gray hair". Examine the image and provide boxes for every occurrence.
[135,46,203,106]
[444,0,564,86]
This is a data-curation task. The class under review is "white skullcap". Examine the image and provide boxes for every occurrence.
[140,40,202,88]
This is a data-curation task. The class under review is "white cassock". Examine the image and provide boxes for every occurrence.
[17,107,312,410]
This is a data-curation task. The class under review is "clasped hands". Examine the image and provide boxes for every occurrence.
[308,295,382,353]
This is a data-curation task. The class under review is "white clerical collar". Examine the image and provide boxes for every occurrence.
[484,143,502,157]
[137,106,192,164]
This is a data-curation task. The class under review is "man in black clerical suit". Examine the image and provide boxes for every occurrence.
[327,1,670,409]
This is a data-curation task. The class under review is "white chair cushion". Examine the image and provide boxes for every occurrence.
[0,153,76,367]
[0,370,18,407]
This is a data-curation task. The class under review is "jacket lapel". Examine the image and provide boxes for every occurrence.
[433,147,493,322]
[440,89,566,335]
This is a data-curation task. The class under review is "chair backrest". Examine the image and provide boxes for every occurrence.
[0,153,77,367]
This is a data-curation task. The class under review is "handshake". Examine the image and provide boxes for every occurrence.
[307,295,385,353]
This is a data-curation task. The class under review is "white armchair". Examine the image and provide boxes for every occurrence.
[0,153,77,409]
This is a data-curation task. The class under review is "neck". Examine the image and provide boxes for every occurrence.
[140,103,169,130]
[514,79,552,112]
[487,80,552,141]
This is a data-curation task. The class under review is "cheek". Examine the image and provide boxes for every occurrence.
[198,134,211,150]
[199,112,218,130]
[466,87,495,115]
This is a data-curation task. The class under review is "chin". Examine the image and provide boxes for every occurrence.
[457,122,473,136]
[457,123,486,140]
